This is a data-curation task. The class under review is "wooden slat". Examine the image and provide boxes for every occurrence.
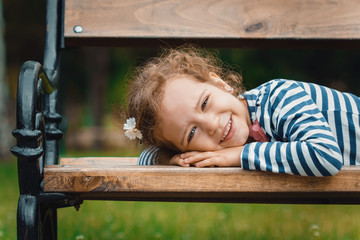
[44,158,360,204]
[60,157,138,166]
[64,0,360,47]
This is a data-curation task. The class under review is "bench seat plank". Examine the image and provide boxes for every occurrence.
[43,157,360,204]
[60,157,138,166]
[64,0,360,47]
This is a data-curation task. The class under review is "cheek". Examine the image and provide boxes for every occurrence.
[190,141,218,152]
[240,127,250,142]
[233,117,250,144]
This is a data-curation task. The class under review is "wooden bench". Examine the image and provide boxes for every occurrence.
[46,157,360,204]
[11,0,360,239]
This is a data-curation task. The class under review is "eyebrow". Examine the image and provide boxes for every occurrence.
[180,89,207,147]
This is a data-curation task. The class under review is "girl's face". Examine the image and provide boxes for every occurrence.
[158,75,251,152]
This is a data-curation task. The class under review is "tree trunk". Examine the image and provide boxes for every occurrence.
[0,0,12,159]
[84,48,110,150]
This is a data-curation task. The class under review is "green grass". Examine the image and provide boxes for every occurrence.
[58,202,360,240]
[0,160,18,240]
[2,157,360,240]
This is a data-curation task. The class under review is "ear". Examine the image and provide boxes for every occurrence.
[208,72,234,94]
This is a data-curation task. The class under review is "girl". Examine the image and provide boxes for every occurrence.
[124,47,360,177]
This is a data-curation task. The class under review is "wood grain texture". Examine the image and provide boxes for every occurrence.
[64,0,360,47]
[44,158,360,204]
[60,157,138,166]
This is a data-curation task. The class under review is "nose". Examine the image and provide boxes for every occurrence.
[201,114,219,136]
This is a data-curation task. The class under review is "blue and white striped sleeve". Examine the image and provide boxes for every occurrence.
[137,146,160,165]
[241,80,343,176]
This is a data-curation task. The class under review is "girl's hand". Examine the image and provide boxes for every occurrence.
[169,153,191,167]
[180,146,243,167]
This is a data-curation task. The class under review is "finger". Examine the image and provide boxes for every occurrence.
[183,152,215,164]
[170,156,190,167]
[180,151,201,159]
[195,154,230,167]
[195,158,217,168]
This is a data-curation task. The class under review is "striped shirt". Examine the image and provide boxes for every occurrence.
[137,146,159,165]
[138,79,360,176]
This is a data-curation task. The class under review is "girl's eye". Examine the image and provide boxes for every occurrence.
[201,96,209,110]
[188,127,196,143]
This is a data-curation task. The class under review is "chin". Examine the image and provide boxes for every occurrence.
[231,136,248,147]
[222,141,241,149]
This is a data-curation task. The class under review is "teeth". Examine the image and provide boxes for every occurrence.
[221,120,232,141]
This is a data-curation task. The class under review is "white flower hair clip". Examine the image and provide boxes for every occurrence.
[123,117,143,140]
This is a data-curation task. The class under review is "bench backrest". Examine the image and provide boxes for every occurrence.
[63,0,360,48]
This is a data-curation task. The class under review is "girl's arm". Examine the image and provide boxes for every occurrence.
[137,146,160,165]
[241,79,343,176]
[137,146,190,166]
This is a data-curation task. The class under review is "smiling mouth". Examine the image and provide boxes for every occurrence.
[220,118,232,143]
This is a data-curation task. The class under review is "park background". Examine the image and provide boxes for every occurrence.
[1,0,360,239]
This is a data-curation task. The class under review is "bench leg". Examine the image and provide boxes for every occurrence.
[17,194,58,240]
[17,195,39,240]
[40,206,57,240]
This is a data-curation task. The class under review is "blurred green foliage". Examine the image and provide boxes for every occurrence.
[60,48,360,125]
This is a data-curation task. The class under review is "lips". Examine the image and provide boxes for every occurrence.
[220,117,234,143]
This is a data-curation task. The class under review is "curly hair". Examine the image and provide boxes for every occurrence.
[126,46,244,151]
